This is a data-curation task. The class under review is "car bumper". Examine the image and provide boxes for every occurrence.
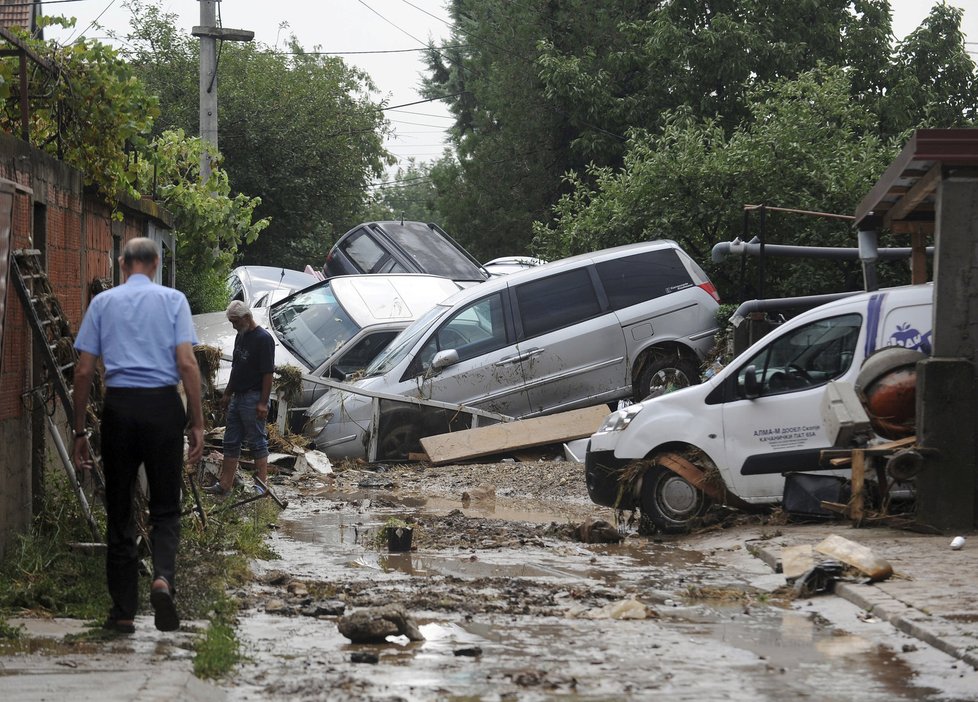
[584,448,637,509]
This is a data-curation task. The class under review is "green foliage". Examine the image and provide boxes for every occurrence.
[193,595,241,679]
[0,18,158,205]
[365,160,444,224]
[123,0,392,270]
[532,68,899,299]
[135,129,269,313]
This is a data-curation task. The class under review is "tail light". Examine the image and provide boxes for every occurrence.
[698,281,720,303]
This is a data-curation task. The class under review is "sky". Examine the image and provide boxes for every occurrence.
[41,0,978,180]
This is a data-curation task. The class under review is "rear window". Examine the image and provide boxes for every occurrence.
[515,267,601,338]
[383,222,485,281]
[340,230,386,273]
[595,249,693,310]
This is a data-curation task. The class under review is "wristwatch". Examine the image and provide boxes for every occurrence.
[74,429,87,438]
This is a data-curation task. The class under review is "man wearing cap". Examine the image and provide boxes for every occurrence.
[205,299,275,496]
[72,237,204,634]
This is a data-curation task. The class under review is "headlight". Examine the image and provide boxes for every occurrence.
[304,411,334,437]
[597,404,644,433]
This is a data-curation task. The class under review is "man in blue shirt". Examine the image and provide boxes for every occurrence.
[72,237,204,634]
[205,300,275,496]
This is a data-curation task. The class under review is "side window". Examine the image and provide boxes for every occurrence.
[228,274,244,302]
[333,331,399,377]
[515,268,601,338]
[595,249,692,311]
[340,230,387,273]
[412,293,508,374]
[737,313,862,396]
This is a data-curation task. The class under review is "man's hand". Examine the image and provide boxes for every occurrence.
[72,436,92,472]
[220,393,231,410]
[256,400,269,421]
[186,425,204,464]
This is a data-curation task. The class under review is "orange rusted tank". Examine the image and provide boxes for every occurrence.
[855,347,927,440]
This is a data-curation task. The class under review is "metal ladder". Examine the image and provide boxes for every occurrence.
[11,248,105,541]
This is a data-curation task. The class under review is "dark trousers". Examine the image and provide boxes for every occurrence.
[100,388,186,620]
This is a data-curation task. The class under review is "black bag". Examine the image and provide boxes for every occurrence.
[782,472,851,521]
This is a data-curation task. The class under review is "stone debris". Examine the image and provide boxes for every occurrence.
[337,604,425,643]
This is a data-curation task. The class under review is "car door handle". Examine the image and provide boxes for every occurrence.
[494,348,545,366]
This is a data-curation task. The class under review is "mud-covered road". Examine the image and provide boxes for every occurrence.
[221,459,978,701]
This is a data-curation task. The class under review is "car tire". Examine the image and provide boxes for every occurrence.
[377,417,422,460]
[639,464,709,534]
[635,353,701,402]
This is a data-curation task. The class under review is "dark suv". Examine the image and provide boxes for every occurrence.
[323,221,488,285]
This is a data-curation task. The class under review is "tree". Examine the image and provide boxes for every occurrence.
[121,0,392,271]
[362,160,444,224]
[0,16,268,313]
[422,0,898,259]
[136,130,269,312]
[531,68,901,300]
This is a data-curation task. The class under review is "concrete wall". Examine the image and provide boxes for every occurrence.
[0,132,173,560]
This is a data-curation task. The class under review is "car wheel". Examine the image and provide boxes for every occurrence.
[377,418,421,460]
[635,353,701,402]
[639,464,709,534]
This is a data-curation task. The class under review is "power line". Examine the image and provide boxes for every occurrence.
[64,0,118,45]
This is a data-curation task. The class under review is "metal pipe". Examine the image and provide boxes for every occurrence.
[730,291,862,324]
[711,240,933,263]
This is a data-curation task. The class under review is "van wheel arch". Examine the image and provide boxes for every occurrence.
[632,345,702,402]
[376,409,424,460]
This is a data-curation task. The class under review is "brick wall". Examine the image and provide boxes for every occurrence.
[0,132,173,559]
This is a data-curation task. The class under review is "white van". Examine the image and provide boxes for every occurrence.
[305,241,721,460]
[585,284,933,532]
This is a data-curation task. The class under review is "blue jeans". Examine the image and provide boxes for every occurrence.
[224,390,269,460]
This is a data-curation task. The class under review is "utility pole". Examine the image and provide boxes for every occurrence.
[192,1,254,183]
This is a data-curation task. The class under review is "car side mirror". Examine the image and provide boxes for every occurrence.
[743,364,760,399]
[431,349,460,370]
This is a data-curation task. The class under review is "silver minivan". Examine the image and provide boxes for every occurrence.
[193,274,462,427]
[304,241,721,460]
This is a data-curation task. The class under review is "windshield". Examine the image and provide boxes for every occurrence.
[364,304,448,377]
[269,285,360,369]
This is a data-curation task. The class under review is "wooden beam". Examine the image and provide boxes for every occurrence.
[890,220,934,236]
[884,162,942,228]
[420,405,610,465]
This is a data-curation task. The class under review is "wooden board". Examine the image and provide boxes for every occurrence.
[420,405,611,466]
[814,534,893,582]
[781,545,815,581]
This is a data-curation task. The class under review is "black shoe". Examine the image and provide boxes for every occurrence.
[150,577,180,632]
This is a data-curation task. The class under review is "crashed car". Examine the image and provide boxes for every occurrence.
[585,283,934,533]
[304,240,721,460]
[193,274,462,428]
[227,265,319,308]
[323,221,488,286]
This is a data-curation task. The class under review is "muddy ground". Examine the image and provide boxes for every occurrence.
[214,457,978,702]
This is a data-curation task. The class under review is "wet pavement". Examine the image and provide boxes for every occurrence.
[2,461,977,701]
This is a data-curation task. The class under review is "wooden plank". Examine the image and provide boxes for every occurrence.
[850,449,865,523]
[420,405,611,466]
[781,545,815,581]
[814,534,893,582]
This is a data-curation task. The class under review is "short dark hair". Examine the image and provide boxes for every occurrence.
[123,237,159,266]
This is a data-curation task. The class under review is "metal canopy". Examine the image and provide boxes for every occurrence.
[855,128,978,233]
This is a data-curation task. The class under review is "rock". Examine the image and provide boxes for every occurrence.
[337,604,426,643]
[300,600,347,617]
[350,651,379,664]
[264,598,290,614]
[454,646,482,657]
[575,519,622,544]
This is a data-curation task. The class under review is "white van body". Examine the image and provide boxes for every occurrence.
[585,284,933,522]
